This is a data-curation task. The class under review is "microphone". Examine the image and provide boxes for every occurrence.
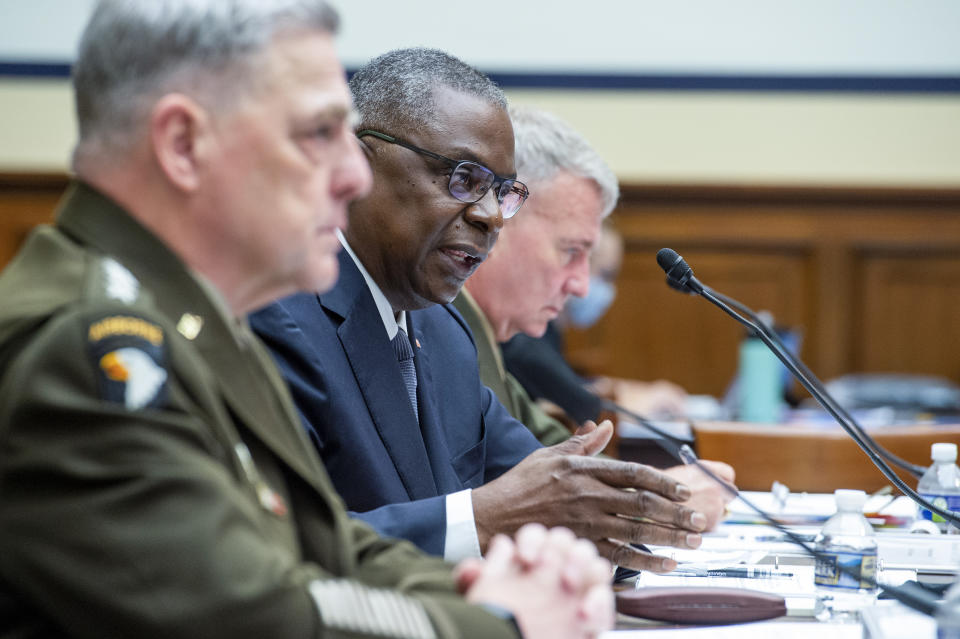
[661,253,924,479]
[656,248,957,525]
[656,248,704,294]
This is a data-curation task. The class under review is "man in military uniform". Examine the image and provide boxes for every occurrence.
[0,2,613,638]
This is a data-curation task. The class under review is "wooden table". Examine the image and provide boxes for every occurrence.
[691,420,960,493]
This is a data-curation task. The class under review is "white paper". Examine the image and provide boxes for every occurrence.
[601,621,861,638]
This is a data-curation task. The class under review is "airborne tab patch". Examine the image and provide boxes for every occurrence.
[88,316,163,345]
[87,315,167,410]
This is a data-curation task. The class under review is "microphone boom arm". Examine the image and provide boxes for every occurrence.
[705,286,926,478]
[696,285,960,527]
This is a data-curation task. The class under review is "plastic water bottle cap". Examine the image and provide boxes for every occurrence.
[931,442,958,462]
[834,488,867,511]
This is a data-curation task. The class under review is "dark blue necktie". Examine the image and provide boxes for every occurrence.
[391,328,418,422]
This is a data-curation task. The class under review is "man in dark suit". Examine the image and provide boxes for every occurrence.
[251,48,708,573]
[0,3,614,638]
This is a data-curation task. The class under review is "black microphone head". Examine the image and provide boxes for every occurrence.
[657,248,704,294]
[665,276,697,295]
[656,248,682,272]
[656,248,692,284]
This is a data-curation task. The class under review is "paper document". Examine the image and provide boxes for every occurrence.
[725,492,916,526]
[601,621,860,638]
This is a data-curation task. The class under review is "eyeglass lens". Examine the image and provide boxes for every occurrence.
[449,163,494,201]
[448,162,525,217]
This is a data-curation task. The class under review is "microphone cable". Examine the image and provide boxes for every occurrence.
[603,399,940,616]
[677,442,940,617]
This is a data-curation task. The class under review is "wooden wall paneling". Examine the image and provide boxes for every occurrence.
[2,175,959,396]
[810,242,855,381]
[569,247,813,396]
[565,185,960,398]
[855,249,960,382]
[0,173,67,269]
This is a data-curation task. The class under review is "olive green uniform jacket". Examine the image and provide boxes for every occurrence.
[0,183,516,639]
[452,291,571,448]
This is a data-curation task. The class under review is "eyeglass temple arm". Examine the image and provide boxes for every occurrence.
[355,130,454,166]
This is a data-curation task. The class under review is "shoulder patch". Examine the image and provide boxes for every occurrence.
[102,257,140,303]
[87,315,167,410]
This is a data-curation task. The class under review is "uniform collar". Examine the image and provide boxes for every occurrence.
[456,288,507,376]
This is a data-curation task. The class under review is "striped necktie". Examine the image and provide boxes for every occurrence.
[391,328,418,422]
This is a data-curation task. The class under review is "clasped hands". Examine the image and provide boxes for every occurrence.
[456,523,614,639]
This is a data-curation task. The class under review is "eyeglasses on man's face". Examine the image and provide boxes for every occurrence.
[356,129,529,219]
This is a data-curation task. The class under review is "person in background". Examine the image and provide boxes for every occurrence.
[460,106,734,530]
[0,3,613,637]
[251,47,710,574]
[503,222,687,426]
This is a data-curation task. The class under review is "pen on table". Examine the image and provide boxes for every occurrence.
[671,567,795,579]
[753,533,817,543]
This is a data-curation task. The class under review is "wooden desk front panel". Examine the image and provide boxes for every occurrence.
[693,420,960,493]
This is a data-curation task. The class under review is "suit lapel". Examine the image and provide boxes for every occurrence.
[408,314,459,493]
[321,254,438,500]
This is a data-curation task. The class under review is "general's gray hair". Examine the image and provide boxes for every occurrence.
[349,47,507,134]
[510,106,619,218]
[72,0,339,165]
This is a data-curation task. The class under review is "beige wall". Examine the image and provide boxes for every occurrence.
[0,79,76,171]
[507,90,960,187]
[2,77,959,187]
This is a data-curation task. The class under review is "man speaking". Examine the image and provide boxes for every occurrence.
[251,48,708,573]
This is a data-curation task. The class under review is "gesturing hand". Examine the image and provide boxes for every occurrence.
[472,421,707,573]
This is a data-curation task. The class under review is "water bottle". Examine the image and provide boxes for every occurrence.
[737,314,784,423]
[918,443,960,533]
[814,489,878,621]
[938,578,960,639]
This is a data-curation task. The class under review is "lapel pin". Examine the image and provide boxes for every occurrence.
[176,313,204,340]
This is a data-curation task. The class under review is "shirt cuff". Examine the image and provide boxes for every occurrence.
[443,489,481,562]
